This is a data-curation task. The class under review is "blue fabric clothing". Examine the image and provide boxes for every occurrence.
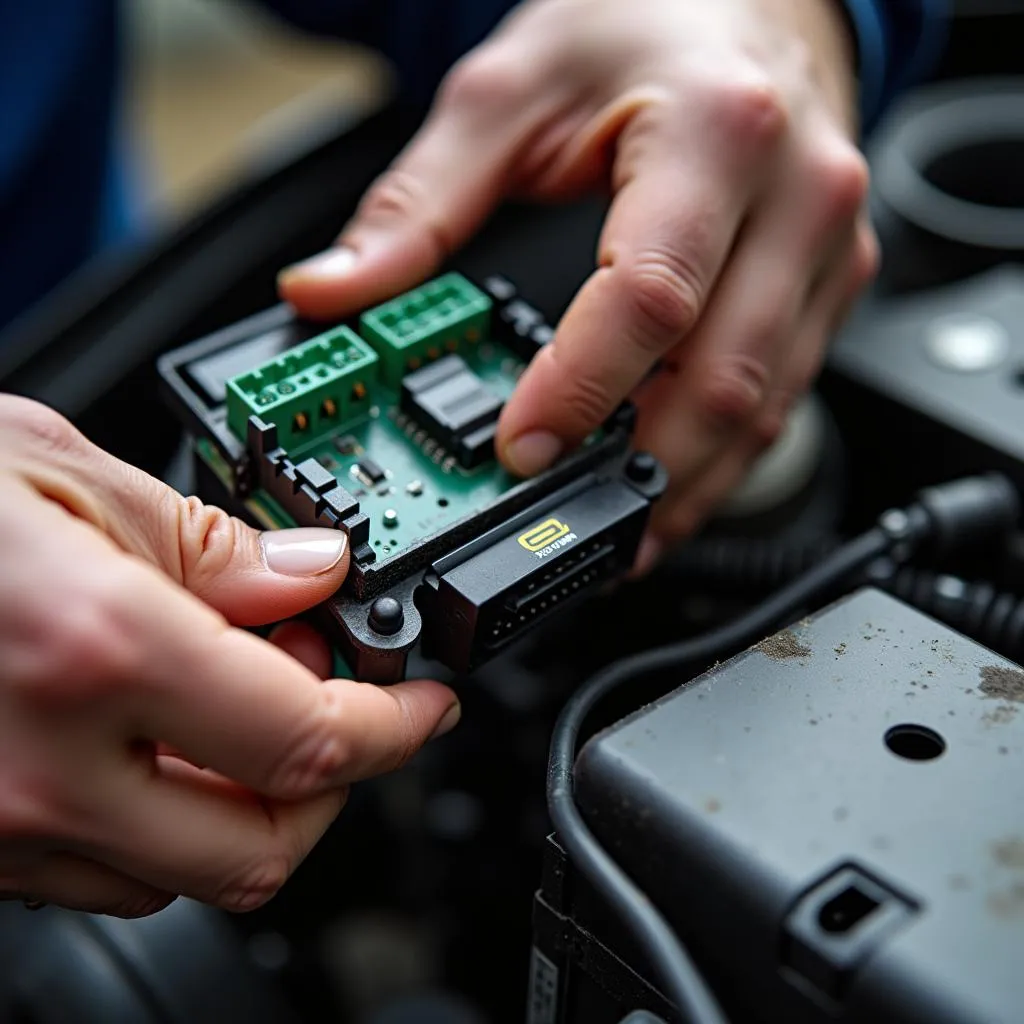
[0,0,948,332]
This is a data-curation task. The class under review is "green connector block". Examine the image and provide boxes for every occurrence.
[359,273,492,385]
[225,325,379,448]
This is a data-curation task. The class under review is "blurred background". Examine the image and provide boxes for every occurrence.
[124,0,389,220]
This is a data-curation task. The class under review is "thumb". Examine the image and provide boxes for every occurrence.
[121,484,350,627]
[35,421,350,626]
[166,518,350,628]
[277,82,518,321]
[10,397,350,626]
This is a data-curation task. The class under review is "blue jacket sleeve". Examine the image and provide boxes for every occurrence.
[840,0,951,130]
[261,0,949,128]
[258,0,517,101]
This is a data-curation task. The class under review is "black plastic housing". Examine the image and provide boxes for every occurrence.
[159,279,667,682]
[418,472,654,674]
[549,588,1024,1023]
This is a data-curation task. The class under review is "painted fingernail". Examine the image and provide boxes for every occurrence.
[261,528,348,577]
[430,702,462,740]
[279,246,358,285]
[504,431,564,476]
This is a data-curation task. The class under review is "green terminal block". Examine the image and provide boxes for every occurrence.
[225,325,379,448]
[359,272,492,386]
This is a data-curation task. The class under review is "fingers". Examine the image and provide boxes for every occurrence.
[269,620,333,679]
[109,474,352,628]
[5,401,351,627]
[7,852,174,918]
[115,576,459,798]
[643,213,877,550]
[84,756,346,911]
[496,92,777,475]
[278,47,537,320]
[632,136,868,494]
[7,440,460,802]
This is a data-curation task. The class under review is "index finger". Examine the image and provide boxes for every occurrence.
[115,562,458,800]
[496,98,776,475]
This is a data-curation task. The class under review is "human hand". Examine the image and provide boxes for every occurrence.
[0,397,459,917]
[279,0,879,568]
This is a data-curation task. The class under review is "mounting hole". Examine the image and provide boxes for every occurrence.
[884,723,946,761]
[817,884,882,934]
[437,497,449,507]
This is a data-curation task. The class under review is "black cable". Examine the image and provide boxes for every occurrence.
[669,536,839,594]
[546,473,1019,1024]
[669,542,1024,664]
[871,564,1024,664]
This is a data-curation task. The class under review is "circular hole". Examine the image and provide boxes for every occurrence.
[924,139,1024,210]
[884,724,946,762]
[437,497,449,507]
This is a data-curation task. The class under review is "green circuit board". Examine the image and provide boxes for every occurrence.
[215,272,600,562]
[282,341,524,557]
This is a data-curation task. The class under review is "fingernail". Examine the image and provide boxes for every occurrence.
[261,528,348,577]
[504,431,564,476]
[279,246,358,285]
[430,702,462,740]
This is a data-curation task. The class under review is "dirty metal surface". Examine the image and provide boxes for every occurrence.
[576,587,1024,1023]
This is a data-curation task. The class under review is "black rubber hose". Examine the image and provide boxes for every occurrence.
[674,539,1024,663]
[670,537,839,594]
[870,564,1024,665]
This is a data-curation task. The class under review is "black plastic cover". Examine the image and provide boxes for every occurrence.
[420,475,650,672]
[575,588,1024,1023]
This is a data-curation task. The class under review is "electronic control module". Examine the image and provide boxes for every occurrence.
[160,273,665,681]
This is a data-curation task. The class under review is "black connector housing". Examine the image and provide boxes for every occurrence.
[400,354,503,468]
[418,475,652,673]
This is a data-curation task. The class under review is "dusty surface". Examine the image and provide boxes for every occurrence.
[979,666,1024,703]
[993,837,1024,869]
[757,630,811,660]
[982,704,1018,727]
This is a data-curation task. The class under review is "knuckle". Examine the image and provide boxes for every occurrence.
[439,47,528,112]
[217,855,292,913]
[753,401,791,451]
[624,255,703,345]
[359,167,428,224]
[269,692,352,797]
[695,356,769,431]
[0,397,83,457]
[812,144,870,220]
[710,76,788,147]
[547,348,619,427]
[22,574,142,704]
[174,495,247,586]
[354,169,452,264]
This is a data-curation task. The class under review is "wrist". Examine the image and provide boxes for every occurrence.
[753,0,861,133]
[795,0,863,132]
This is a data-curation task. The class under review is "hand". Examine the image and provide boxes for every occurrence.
[279,0,879,567]
[0,397,459,917]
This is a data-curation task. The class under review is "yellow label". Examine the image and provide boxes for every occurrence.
[518,518,571,552]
